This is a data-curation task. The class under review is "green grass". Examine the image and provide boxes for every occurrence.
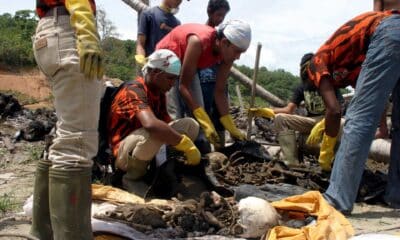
[25,144,44,162]
[0,147,6,158]
[0,193,15,214]
[0,90,39,106]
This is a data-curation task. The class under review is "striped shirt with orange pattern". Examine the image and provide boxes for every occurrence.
[107,77,171,158]
[308,10,398,89]
[36,0,96,18]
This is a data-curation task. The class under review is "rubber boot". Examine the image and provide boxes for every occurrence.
[30,160,53,239]
[277,130,299,167]
[49,168,93,240]
[122,156,150,197]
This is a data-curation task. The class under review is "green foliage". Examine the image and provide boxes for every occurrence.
[102,37,137,81]
[0,10,37,67]
[229,65,300,107]
[0,193,15,214]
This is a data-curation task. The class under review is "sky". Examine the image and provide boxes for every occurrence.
[0,0,373,76]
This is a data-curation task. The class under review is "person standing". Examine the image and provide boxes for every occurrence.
[304,8,400,213]
[198,0,231,149]
[31,0,103,239]
[135,0,184,66]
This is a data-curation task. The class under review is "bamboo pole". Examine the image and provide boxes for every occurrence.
[247,43,262,140]
[120,0,149,12]
[235,84,244,110]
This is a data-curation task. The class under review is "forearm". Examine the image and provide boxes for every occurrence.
[215,90,230,116]
[272,103,296,114]
[324,108,341,137]
[136,34,146,56]
[136,44,146,56]
[319,76,341,137]
[214,63,231,116]
[179,84,199,111]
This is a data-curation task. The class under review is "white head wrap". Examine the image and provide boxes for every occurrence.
[217,20,252,51]
[142,49,181,76]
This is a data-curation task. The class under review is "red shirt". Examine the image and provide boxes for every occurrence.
[308,11,396,88]
[107,77,171,157]
[156,23,222,69]
[36,0,96,18]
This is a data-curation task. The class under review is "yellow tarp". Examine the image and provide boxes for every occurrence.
[267,191,354,240]
[91,184,170,205]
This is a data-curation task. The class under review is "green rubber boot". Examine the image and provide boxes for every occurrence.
[49,168,93,240]
[122,156,150,197]
[30,160,53,239]
[278,129,300,167]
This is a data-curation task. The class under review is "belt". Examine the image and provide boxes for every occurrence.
[43,6,70,18]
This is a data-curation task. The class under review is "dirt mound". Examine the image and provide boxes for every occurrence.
[0,68,51,103]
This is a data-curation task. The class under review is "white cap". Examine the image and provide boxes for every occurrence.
[217,20,252,51]
[143,49,181,76]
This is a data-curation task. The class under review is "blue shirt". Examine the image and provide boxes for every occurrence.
[137,6,181,56]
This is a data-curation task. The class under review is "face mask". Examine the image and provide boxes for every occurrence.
[170,7,179,15]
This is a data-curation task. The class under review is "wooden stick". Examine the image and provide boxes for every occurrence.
[246,43,262,140]
[235,84,244,111]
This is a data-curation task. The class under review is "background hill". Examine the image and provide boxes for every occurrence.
[0,10,303,108]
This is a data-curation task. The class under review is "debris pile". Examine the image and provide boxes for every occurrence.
[98,191,241,238]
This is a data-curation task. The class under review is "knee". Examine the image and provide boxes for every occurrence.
[173,118,200,141]
[274,113,290,131]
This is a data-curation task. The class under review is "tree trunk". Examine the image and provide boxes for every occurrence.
[120,0,149,13]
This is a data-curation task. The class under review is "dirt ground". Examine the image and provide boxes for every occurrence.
[0,69,399,239]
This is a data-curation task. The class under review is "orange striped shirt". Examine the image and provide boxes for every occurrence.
[308,11,397,88]
[107,77,171,158]
[36,0,96,18]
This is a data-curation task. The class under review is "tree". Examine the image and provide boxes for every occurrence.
[229,65,299,107]
[96,7,119,40]
[102,37,137,81]
[0,10,37,67]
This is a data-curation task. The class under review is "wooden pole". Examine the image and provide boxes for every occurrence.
[235,84,244,110]
[247,43,262,140]
[120,0,149,13]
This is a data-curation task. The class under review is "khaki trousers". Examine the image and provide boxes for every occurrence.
[115,118,199,172]
[274,113,344,140]
[33,14,102,169]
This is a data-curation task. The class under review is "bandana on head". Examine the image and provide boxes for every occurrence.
[217,19,252,51]
[142,49,181,76]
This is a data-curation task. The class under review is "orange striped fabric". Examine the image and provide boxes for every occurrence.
[308,10,397,88]
[36,0,96,18]
[107,77,171,158]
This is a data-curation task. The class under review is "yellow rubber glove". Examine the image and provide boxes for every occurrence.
[193,107,220,146]
[306,119,325,146]
[135,54,147,67]
[173,135,201,165]
[66,0,103,80]
[249,107,275,119]
[220,114,246,141]
[319,133,337,171]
